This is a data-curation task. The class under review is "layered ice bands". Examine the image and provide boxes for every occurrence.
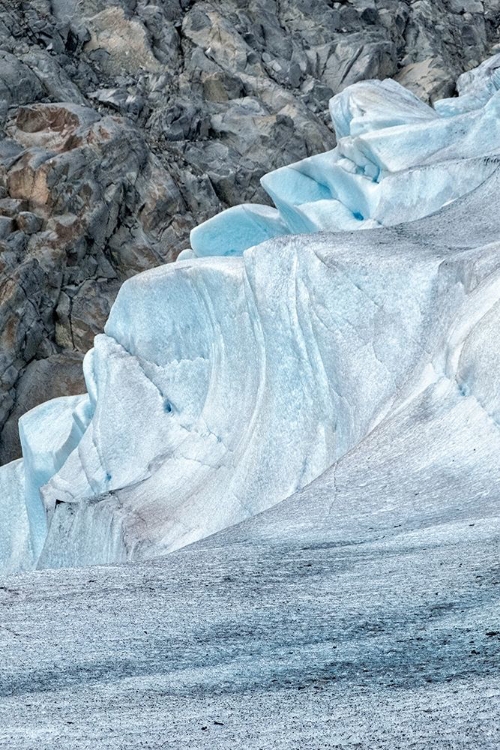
[3,56,500,570]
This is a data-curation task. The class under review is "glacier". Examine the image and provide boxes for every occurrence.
[3,55,500,571]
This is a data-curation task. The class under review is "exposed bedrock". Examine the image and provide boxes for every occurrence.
[1,0,500,459]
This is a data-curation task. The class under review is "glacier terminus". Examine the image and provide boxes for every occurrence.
[3,56,500,571]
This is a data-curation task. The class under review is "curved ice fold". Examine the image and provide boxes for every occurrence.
[3,56,500,570]
[189,205,288,258]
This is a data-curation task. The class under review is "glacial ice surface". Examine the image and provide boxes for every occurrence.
[3,56,500,570]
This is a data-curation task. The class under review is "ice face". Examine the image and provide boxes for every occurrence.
[3,56,500,571]
[19,394,92,560]
[0,459,31,573]
[38,237,448,564]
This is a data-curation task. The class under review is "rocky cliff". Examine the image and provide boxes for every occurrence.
[1,0,499,462]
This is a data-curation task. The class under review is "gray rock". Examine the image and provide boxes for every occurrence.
[0,198,27,217]
[20,49,87,105]
[0,50,44,107]
[15,212,43,235]
[0,216,13,238]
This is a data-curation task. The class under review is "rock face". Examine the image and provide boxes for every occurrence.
[1,0,500,461]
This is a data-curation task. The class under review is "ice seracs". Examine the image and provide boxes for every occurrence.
[188,57,500,256]
[3,56,500,571]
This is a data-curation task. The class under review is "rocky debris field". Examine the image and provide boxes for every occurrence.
[0,0,500,462]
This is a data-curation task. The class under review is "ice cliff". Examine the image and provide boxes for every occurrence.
[3,55,500,572]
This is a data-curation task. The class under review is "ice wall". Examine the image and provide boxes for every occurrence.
[3,55,500,571]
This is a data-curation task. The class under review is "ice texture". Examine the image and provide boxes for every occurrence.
[0,459,31,573]
[3,56,500,570]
